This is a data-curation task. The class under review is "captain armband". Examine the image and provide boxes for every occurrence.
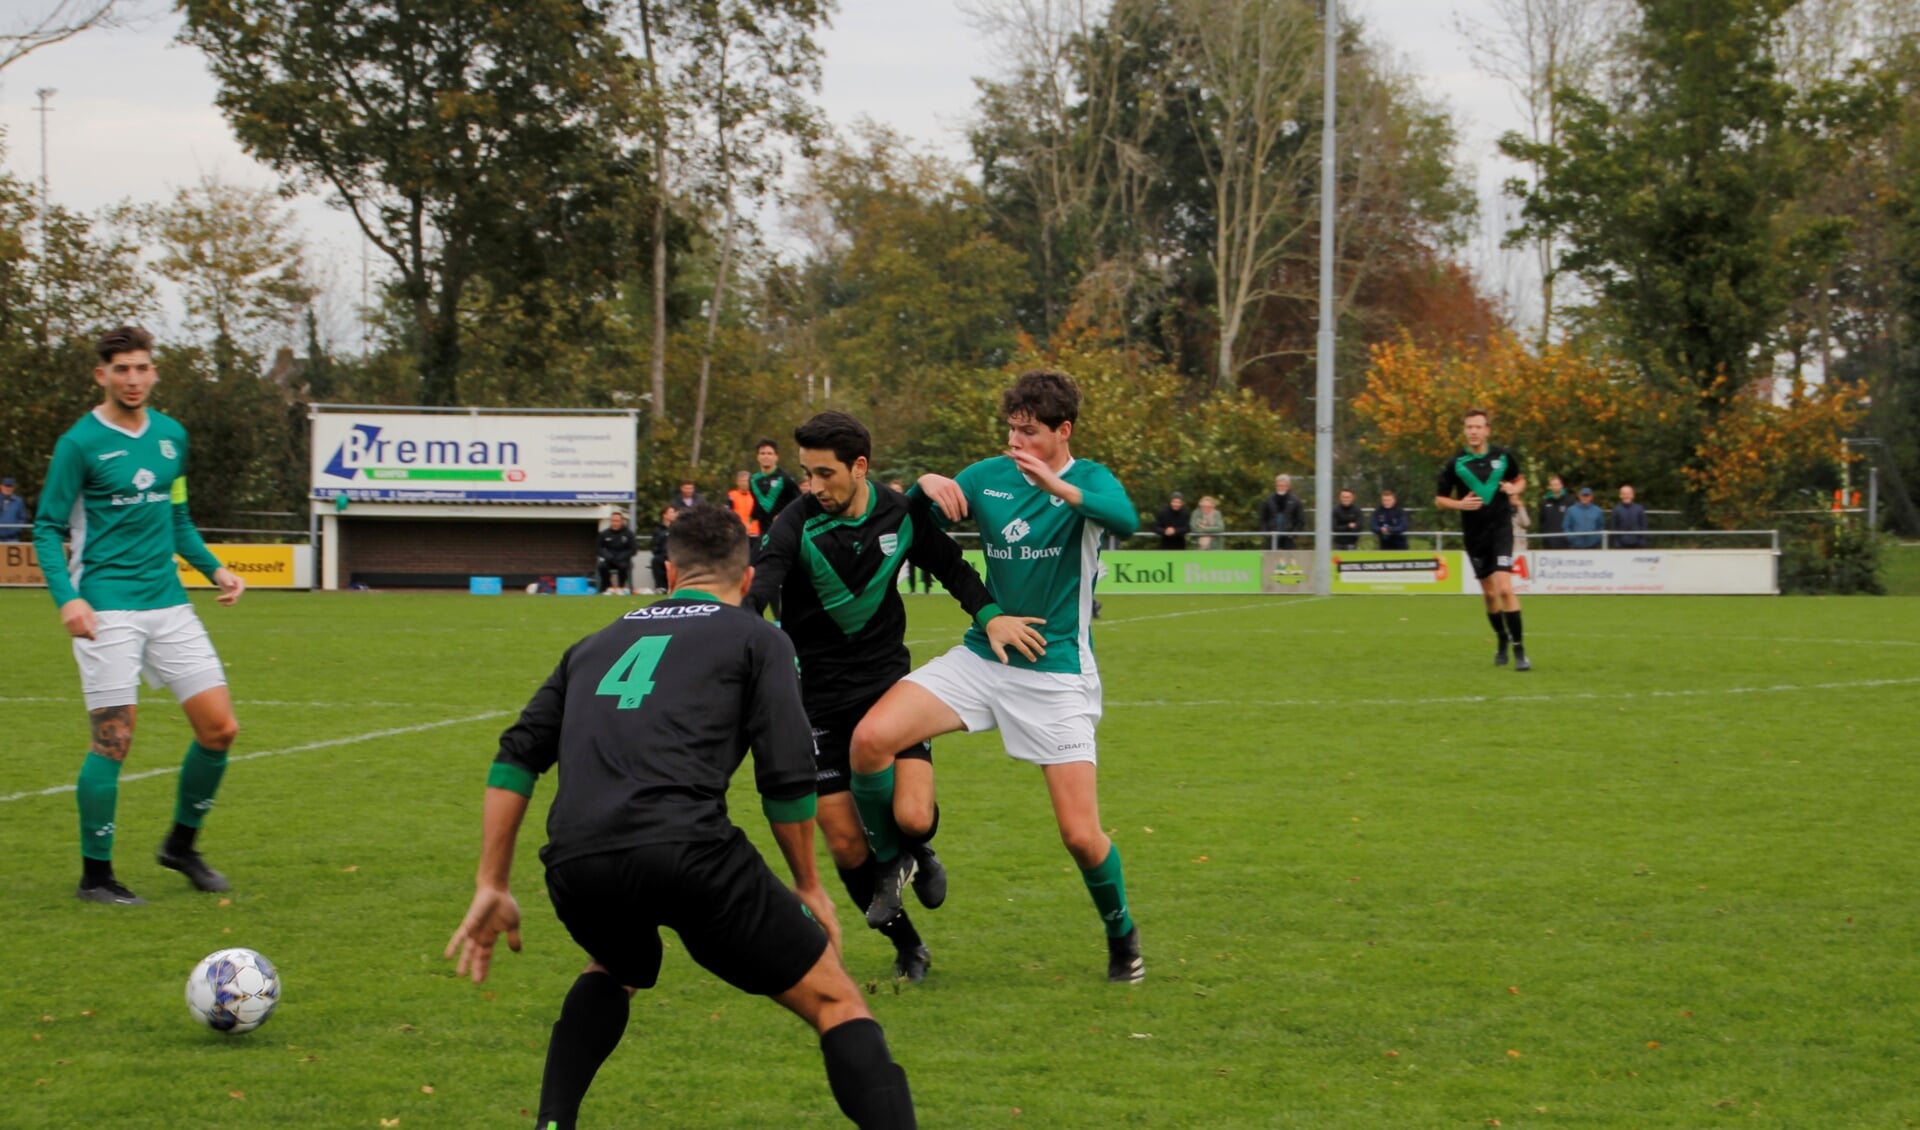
[486,761,538,798]
[762,792,818,824]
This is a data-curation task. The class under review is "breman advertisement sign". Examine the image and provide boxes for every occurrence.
[310,411,635,503]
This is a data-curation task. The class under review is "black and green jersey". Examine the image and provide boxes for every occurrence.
[33,408,224,611]
[748,469,799,534]
[492,595,818,868]
[1436,445,1522,543]
[951,455,1137,675]
[750,485,996,714]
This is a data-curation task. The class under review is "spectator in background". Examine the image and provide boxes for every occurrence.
[1371,489,1408,550]
[727,470,759,537]
[1259,474,1305,549]
[1192,495,1226,549]
[1562,487,1604,549]
[1538,475,1570,547]
[1332,488,1363,550]
[0,477,28,541]
[1155,492,1191,549]
[596,510,638,596]
[648,505,677,593]
[669,479,702,512]
[1611,484,1648,548]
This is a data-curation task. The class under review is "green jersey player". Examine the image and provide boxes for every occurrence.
[847,370,1146,983]
[33,326,246,905]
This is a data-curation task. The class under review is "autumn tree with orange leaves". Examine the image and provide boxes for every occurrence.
[1353,334,1864,528]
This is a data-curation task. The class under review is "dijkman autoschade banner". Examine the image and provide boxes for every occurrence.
[311,412,634,503]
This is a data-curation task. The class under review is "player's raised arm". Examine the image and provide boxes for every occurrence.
[1068,461,1139,536]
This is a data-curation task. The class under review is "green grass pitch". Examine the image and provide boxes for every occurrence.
[1,588,1915,1128]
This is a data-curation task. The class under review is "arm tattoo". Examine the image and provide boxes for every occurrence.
[88,706,134,762]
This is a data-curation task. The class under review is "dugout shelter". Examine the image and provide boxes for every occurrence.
[309,405,637,591]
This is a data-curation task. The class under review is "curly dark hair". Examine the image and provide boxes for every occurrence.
[1002,370,1080,429]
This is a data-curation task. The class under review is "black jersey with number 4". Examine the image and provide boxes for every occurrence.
[1436,445,1523,541]
[750,485,996,715]
[492,596,817,868]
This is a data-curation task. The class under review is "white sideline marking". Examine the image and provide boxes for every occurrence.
[0,711,513,805]
[0,697,491,709]
[1108,676,1920,710]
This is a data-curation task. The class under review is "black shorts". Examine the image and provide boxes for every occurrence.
[1465,526,1516,580]
[808,698,932,797]
[545,832,827,997]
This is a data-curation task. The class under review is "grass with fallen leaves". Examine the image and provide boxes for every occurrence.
[0,588,1915,1128]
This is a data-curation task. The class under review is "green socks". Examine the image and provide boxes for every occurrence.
[850,765,902,863]
[174,741,229,829]
[77,752,123,862]
[1080,844,1135,938]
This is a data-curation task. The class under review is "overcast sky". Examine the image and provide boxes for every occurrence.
[0,0,1533,339]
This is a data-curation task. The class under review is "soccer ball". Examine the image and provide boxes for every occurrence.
[185,948,281,1034]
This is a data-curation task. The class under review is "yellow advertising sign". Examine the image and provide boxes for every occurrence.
[1,543,302,588]
[176,545,301,588]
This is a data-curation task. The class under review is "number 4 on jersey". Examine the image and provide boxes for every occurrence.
[596,636,670,709]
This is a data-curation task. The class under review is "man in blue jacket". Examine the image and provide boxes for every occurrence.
[1371,489,1408,549]
[1562,487,1605,549]
[0,477,29,541]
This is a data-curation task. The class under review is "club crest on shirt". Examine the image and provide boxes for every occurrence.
[132,468,156,491]
[1001,517,1031,544]
[878,533,898,555]
[159,439,178,460]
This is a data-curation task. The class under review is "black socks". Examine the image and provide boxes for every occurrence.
[1503,610,1524,646]
[820,1017,917,1129]
[1488,611,1509,643]
[163,821,198,857]
[535,971,630,1130]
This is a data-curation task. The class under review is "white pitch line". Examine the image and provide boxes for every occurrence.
[0,697,492,709]
[0,711,513,805]
[1108,675,1920,710]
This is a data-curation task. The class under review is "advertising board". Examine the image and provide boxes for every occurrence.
[311,411,634,503]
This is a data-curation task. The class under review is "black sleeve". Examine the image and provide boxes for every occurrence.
[904,490,996,620]
[748,504,804,615]
[494,649,572,778]
[1436,460,1462,499]
[1502,449,1523,483]
[742,625,818,802]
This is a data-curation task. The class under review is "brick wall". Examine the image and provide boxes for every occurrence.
[341,517,600,587]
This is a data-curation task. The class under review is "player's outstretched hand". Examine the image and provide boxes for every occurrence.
[212,567,246,606]
[985,614,1048,664]
[446,885,522,984]
[59,598,98,641]
[916,473,967,521]
[794,882,844,957]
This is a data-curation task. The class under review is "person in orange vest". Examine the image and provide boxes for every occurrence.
[728,470,760,538]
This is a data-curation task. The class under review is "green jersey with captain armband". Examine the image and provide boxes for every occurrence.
[33,408,224,611]
[951,455,1138,675]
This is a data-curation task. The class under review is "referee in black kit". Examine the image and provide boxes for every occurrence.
[445,505,917,1130]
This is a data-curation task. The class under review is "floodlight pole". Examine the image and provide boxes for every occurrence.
[33,88,56,256]
[1312,0,1337,596]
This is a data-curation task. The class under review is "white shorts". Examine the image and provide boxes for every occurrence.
[902,645,1102,765]
[72,605,227,711]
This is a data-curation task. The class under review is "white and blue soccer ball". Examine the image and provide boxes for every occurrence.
[185,948,281,1034]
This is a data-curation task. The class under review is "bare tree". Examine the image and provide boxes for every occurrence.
[1459,0,1628,346]
[1171,0,1324,391]
[1,1,128,73]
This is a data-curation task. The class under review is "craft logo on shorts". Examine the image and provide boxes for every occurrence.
[1001,517,1031,545]
[159,439,178,460]
[878,533,898,556]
